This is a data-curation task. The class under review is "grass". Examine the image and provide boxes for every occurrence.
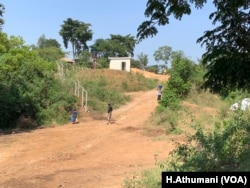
[64,68,158,113]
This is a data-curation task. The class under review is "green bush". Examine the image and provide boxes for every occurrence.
[125,112,250,187]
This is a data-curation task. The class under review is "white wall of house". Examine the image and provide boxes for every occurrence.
[108,57,131,72]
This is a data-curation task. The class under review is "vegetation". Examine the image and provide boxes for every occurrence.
[61,65,158,113]
[153,46,172,67]
[137,0,250,95]
[136,52,148,70]
[31,34,65,62]
[91,34,137,58]
[159,51,196,108]
[0,33,157,130]
[0,2,249,187]
[59,18,93,60]
[0,3,4,30]
[0,33,76,129]
[123,52,250,187]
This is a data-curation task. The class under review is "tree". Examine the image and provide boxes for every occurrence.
[160,51,195,108]
[137,0,250,94]
[137,52,148,69]
[34,34,64,61]
[59,18,93,60]
[91,34,137,58]
[0,32,76,128]
[0,3,4,30]
[90,34,137,68]
[153,46,172,67]
[37,34,61,49]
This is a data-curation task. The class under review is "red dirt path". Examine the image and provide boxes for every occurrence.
[0,70,173,188]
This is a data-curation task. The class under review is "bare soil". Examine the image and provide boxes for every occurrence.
[0,70,182,188]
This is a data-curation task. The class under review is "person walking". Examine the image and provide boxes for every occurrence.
[71,108,78,124]
[157,84,163,101]
[157,89,162,101]
[107,103,113,125]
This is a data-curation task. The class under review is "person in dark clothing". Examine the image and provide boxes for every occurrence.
[157,84,163,91]
[157,90,162,101]
[157,84,163,101]
[107,104,113,125]
[71,108,78,124]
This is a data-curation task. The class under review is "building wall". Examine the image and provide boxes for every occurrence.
[108,57,131,72]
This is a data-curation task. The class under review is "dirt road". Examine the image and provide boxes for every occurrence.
[0,70,173,188]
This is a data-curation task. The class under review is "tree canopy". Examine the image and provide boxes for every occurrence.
[0,33,75,128]
[90,34,137,58]
[137,52,148,69]
[153,45,172,67]
[59,18,93,60]
[37,34,61,49]
[0,3,4,30]
[137,0,250,95]
[33,34,65,62]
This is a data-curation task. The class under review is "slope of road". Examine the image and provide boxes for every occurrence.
[0,70,173,188]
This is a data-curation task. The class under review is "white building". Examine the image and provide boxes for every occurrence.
[108,57,131,72]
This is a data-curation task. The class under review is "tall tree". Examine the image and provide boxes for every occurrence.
[137,52,148,69]
[91,34,137,58]
[137,0,250,94]
[59,18,93,60]
[34,34,64,61]
[153,46,172,67]
[0,3,4,30]
[37,34,61,49]
[197,1,250,94]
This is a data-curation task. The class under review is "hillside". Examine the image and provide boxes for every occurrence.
[0,70,170,188]
[0,69,216,188]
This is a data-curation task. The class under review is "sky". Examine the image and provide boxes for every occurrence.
[1,0,216,66]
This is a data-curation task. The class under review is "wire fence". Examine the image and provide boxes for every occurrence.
[57,62,88,112]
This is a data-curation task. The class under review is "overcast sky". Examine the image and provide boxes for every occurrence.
[1,0,216,65]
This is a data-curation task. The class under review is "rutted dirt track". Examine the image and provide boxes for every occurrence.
[0,69,173,188]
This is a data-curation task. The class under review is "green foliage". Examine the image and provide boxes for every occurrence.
[34,47,64,62]
[33,34,65,62]
[138,0,250,94]
[160,51,196,108]
[90,34,137,58]
[145,65,158,74]
[71,69,157,112]
[198,1,250,94]
[137,52,148,69]
[125,111,250,186]
[59,18,93,59]
[0,33,76,129]
[153,46,172,66]
[153,106,182,133]
[77,50,91,68]
[37,34,61,49]
[167,76,192,99]
[159,86,180,109]
[123,168,161,188]
[163,111,250,172]
[0,3,4,30]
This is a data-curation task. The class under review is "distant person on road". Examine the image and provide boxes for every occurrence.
[157,89,162,101]
[157,84,163,91]
[157,84,163,101]
[107,103,113,125]
[71,108,78,124]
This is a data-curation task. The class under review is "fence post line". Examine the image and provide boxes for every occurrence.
[85,89,88,111]
[57,63,88,110]
[73,80,77,95]
[77,80,80,97]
